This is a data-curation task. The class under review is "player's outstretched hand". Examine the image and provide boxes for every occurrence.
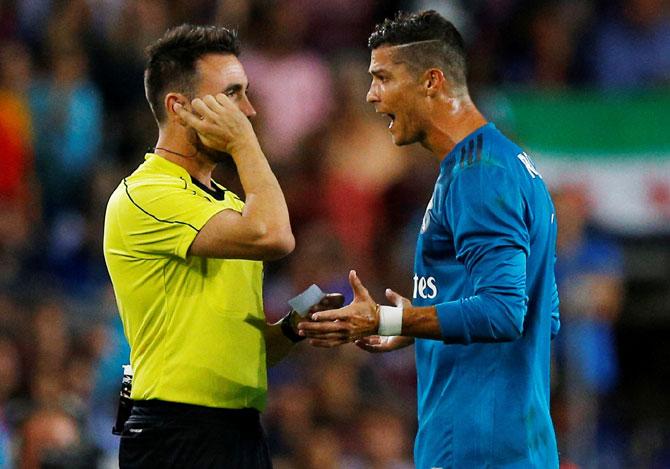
[298,270,378,348]
[355,286,414,352]
[173,94,258,155]
[289,293,346,332]
[355,335,415,353]
[310,293,346,316]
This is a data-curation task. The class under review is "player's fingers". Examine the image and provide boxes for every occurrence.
[308,338,348,348]
[298,319,348,333]
[309,309,350,322]
[385,288,404,307]
[302,331,348,341]
[357,335,382,345]
[354,340,385,353]
[348,270,371,301]
[354,336,390,353]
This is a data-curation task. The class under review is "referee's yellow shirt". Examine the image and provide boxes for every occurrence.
[103,153,267,410]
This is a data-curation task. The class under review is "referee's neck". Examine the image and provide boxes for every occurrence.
[154,135,216,188]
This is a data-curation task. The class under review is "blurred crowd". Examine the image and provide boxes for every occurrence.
[1,0,669,468]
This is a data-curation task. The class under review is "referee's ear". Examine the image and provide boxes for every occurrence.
[166,92,189,126]
[423,68,445,98]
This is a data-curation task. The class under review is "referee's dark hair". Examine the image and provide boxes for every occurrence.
[368,11,467,90]
[144,24,240,124]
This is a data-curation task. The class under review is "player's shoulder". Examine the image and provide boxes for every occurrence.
[450,124,530,179]
[449,124,512,173]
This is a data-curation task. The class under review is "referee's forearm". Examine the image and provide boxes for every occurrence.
[231,141,294,254]
[264,322,296,367]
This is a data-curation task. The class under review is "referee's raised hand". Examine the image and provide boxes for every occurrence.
[173,93,258,156]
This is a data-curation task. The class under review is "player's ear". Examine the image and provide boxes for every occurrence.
[423,68,445,97]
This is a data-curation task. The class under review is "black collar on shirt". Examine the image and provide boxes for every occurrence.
[190,176,227,201]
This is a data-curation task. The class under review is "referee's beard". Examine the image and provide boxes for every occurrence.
[194,133,233,163]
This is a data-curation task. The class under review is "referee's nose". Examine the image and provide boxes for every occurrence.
[240,95,257,119]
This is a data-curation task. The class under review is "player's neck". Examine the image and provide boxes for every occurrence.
[423,99,488,160]
[154,134,216,188]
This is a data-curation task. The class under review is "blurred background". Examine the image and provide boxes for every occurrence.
[0,0,669,468]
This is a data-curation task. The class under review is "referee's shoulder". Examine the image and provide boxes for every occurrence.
[112,168,194,214]
[124,167,192,194]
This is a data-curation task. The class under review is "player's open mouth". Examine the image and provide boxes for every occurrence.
[385,113,396,129]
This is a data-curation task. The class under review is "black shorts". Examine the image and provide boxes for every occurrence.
[119,400,272,469]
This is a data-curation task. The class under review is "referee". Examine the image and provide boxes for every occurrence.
[103,25,303,468]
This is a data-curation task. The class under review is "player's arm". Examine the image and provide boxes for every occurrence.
[175,95,294,261]
[300,247,526,347]
[422,163,529,344]
[300,165,530,347]
[360,245,528,344]
[551,274,560,339]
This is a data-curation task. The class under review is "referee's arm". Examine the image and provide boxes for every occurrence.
[265,320,299,367]
[176,95,298,364]
[177,95,294,260]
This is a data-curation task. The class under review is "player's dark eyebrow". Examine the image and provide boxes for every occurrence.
[369,67,389,77]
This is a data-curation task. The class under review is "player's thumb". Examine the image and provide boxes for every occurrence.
[385,288,404,307]
[349,270,370,301]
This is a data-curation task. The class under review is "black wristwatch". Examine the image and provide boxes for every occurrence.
[280,311,305,343]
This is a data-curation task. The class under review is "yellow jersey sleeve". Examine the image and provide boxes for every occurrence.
[120,175,230,260]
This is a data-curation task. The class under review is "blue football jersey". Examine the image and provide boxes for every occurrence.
[412,123,560,468]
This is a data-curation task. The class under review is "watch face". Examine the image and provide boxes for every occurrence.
[282,312,304,343]
[322,293,345,309]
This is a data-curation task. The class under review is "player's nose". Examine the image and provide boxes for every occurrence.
[366,85,379,104]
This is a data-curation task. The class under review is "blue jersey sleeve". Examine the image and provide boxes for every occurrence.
[551,254,560,339]
[551,279,560,339]
[436,164,530,344]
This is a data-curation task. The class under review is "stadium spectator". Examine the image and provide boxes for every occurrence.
[0,332,21,468]
[552,184,625,467]
[242,0,334,163]
[319,54,408,282]
[591,0,670,87]
[0,40,38,290]
[18,406,100,469]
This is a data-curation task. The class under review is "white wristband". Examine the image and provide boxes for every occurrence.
[378,305,403,336]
